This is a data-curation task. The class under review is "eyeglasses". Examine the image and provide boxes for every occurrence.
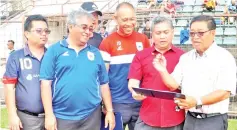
[190,30,211,37]
[75,24,94,32]
[31,29,51,35]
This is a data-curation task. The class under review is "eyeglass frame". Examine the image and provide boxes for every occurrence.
[189,29,214,37]
[30,28,51,35]
[74,24,94,33]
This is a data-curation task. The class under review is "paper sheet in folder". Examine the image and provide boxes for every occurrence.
[133,87,186,100]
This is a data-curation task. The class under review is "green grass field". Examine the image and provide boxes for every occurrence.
[1,108,8,128]
[228,119,237,130]
[1,108,237,130]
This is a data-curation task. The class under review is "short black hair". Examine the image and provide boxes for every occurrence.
[145,19,150,23]
[24,14,48,31]
[116,2,135,11]
[8,40,14,45]
[190,15,216,30]
[101,26,106,29]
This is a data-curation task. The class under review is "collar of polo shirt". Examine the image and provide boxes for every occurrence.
[152,45,179,54]
[60,39,93,50]
[194,42,217,58]
[24,43,47,57]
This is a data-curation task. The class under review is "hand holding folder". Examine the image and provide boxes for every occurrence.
[133,87,186,111]
[133,87,185,100]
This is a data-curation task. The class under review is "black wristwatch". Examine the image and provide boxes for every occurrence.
[195,98,203,109]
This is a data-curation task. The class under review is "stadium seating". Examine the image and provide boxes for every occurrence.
[174,27,183,35]
[184,0,195,5]
[215,37,223,44]
[195,0,204,5]
[170,0,237,45]
[215,5,225,12]
[182,6,193,12]
[224,27,237,35]
[172,36,180,44]
[223,36,237,44]
[216,27,224,36]
[193,6,203,12]
[176,19,188,26]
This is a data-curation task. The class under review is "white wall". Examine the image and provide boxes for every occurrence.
[0,0,119,54]
[0,23,24,55]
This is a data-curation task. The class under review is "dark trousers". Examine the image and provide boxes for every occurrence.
[184,112,228,130]
[113,102,141,130]
[135,116,184,130]
[17,110,45,130]
[56,106,101,130]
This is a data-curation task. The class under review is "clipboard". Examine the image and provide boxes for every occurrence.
[133,87,186,100]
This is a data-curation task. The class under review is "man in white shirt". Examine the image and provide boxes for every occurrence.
[7,40,15,54]
[152,15,236,130]
[0,40,15,77]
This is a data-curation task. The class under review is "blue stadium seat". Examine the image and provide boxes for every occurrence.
[215,37,223,44]
[224,27,237,35]
[215,5,225,12]
[182,6,193,12]
[195,0,204,5]
[223,37,237,44]
[203,11,214,16]
[177,19,188,26]
[217,0,227,5]
[174,27,183,35]
[172,36,180,44]
[215,18,222,25]
[193,6,203,12]
[184,0,195,5]
[216,27,224,36]
[192,12,202,16]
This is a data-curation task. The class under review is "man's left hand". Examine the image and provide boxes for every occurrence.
[175,96,197,110]
[105,111,115,130]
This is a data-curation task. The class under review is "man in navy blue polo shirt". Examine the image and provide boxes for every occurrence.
[3,14,50,130]
[81,2,103,48]
[40,10,115,130]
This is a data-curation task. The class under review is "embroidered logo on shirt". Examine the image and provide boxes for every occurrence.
[136,42,143,51]
[26,74,33,81]
[87,51,95,61]
[117,41,123,51]
[62,51,69,56]
[92,4,98,10]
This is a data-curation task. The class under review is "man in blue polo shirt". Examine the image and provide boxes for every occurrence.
[40,10,115,130]
[3,14,50,130]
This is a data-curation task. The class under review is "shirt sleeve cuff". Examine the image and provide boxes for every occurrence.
[39,76,54,81]
[127,75,142,80]
[100,81,109,86]
[2,77,18,84]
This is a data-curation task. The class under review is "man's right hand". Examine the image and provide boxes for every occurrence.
[152,54,167,72]
[132,91,147,101]
[45,114,57,130]
[9,114,23,130]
